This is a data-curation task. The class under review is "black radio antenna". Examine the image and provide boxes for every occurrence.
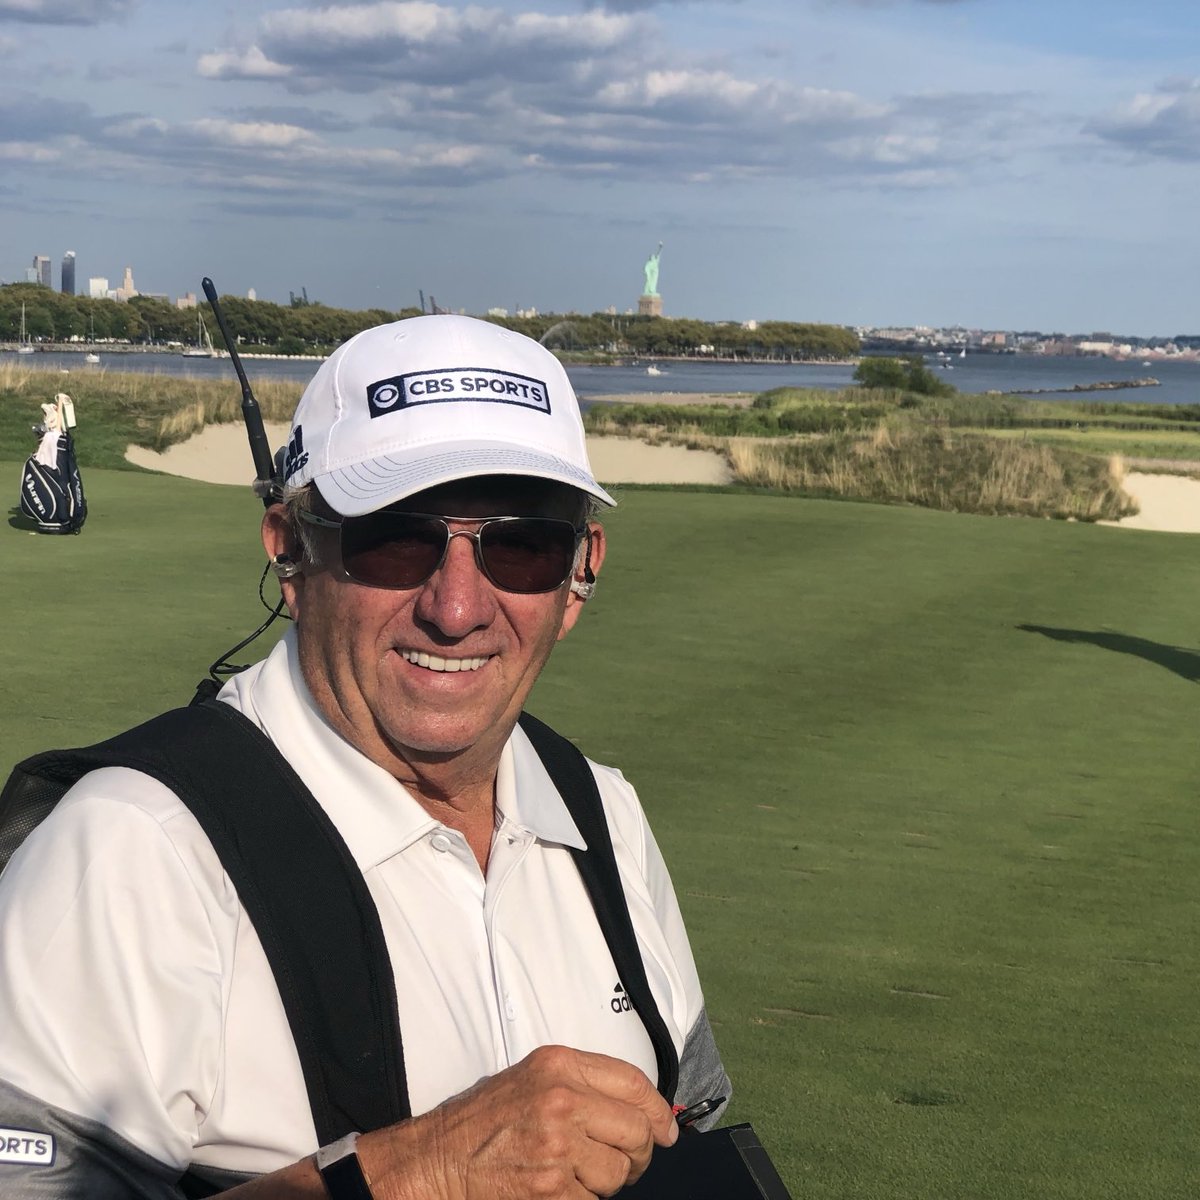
[201,276,279,509]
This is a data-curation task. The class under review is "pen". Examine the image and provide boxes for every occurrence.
[673,1095,727,1131]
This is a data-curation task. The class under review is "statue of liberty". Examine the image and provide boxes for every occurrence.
[642,242,663,296]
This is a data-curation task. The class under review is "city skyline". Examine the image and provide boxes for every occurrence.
[2,1,1199,336]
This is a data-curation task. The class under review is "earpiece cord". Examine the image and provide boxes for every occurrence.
[207,563,294,683]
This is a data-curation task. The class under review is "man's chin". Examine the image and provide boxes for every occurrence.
[380,714,513,763]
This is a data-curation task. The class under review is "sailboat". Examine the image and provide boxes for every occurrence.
[181,311,218,358]
[84,313,101,363]
[17,302,34,354]
[959,347,966,359]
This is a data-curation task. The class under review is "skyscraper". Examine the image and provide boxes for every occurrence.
[33,255,51,288]
[61,251,76,296]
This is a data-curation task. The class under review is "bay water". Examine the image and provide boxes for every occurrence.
[8,349,1200,407]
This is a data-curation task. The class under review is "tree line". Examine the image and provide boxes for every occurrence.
[0,282,858,361]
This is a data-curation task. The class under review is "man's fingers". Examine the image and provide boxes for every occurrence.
[573,1140,639,1198]
[578,1093,655,1163]
[567,1049,677,1146]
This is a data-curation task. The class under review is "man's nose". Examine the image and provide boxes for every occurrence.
[413,530,496,636]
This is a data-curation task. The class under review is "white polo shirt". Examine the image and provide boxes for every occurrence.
[0,630,708,1177]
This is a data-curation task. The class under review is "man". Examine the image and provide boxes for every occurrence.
[0,315,730,1198]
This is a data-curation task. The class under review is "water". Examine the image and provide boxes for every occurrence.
[9,349,1200,407]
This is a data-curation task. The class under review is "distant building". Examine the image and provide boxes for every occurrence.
[487,307,509,318]
[247,287,257,301]
[33,255,51,287]
[89,277,109,299]
[61,251,76,296]
[176,292,197,310]
[115,265,138,302]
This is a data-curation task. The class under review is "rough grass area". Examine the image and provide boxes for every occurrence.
[583,385,1196,518]
[976,425,1200,464]
[0,361,302,470]
[4,478,1200,1199]
[728,425,1136,521]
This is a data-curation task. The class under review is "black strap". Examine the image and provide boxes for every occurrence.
[7,702,409,1143]
[2,701,678,1149]
[518,712,680,1102]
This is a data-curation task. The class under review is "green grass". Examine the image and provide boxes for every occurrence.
[4,470,1200,1198]
[0,362,301,470]
[976,426,1200,463]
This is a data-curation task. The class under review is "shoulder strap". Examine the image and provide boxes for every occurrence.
[2,701,409,1142]
[517,712,680,1103]
[1,701,677,1139]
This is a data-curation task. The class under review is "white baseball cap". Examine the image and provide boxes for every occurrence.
[282,314,615,516]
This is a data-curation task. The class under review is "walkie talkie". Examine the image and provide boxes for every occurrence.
[201,276,280,508]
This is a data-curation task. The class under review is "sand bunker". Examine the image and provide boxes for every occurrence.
[1104,472,1200,534]
[124,426,1199,532]
[125,424,732,488]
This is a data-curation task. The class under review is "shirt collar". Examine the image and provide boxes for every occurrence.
[497,725,587,852]
[222,629,586,869]
[222,629,436,872]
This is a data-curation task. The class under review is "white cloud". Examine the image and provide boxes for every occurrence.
[1088,79,1200,162]
[0,0,133,24]
[0,139,60,161]
[197,45,292,81]
[185,118,316,150]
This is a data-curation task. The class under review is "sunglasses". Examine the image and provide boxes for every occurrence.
[299,508,587,594]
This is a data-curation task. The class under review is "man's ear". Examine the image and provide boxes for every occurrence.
[261,504,305,617]
[558,523,607,640]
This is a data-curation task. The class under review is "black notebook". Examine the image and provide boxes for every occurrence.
[619,1123,794,1200]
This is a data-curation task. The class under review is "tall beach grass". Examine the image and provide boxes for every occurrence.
[728,425,1137,521]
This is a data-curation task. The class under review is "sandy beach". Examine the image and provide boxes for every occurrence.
[125,424,1200,533]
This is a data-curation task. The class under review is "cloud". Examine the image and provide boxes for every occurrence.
[0,0,1052,212]
[1088,79,1200,162]
[0,140,61,162]
[0,0,134,24]
[0,91,101,138]
[223,105,359,135]
[827,0,971,6]
[198,44,293,81]
[583,0,732,9]
[202,2,643,88]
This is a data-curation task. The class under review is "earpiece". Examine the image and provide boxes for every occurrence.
[271,554,303,579]
[570,546,597,600]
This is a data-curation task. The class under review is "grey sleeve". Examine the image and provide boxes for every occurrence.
[0,1078,253,1199]
[676,1006,733,1132]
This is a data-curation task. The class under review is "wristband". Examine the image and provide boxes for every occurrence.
[316,1132,374,1200]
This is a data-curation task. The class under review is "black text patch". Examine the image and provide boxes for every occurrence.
[367,368,551,419]
[0,1127,55,1166]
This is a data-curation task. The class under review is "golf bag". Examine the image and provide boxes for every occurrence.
[20,429,87,534]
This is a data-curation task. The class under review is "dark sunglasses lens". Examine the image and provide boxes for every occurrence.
[479,519,579,593]
[341,513,447,587]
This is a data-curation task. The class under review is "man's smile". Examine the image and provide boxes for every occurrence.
[398,649,493,673]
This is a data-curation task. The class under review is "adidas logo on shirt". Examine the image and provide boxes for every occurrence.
[610,982,632,1014]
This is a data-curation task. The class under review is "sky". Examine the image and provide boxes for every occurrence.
[2,0,1199,335]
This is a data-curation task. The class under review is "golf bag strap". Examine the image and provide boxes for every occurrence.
[1,702,678,1139]
[517,712,680,1103]
[4,700,409,1147]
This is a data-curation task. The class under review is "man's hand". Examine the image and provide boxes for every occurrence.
[361,1045,678,1200]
